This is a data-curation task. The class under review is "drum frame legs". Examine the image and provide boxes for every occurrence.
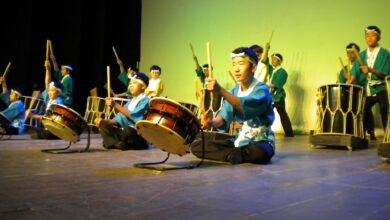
[133,130,206,171]
[41,127,91,154]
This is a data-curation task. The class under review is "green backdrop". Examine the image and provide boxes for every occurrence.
[140,0,390,134]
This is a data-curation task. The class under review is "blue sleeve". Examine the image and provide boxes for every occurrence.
[129,97,149,121]
[0,90,10,106]
[1,102,24,121]
[239,84,272,120]
[217,99,234,127]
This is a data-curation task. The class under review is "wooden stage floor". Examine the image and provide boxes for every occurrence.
[1,134,390,219]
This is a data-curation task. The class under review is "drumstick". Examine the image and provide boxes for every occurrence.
[89,87,98,97]
[339,57,347,76]
[112,46,119,60]
[206,42,214,115]
[190,43,196,57]
[228,71,238,84]
[106,66,112,114]
[2,62,12,79]
[268,30,275,44]
[347,58,351,82]
[49,40,54,57]
[46,40,50,61]
[352,45,364,66]
[25,90,41,120]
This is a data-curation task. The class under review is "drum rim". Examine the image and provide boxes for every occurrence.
[42,117,79,142]
[136,120,191,155]
[149,97,201,127]
[319,83,363,89]
[48,103,88,124]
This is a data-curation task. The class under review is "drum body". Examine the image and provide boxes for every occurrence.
[383,76,390,143]
[315,84,364,138]
[42,104,88,142]
[84,96,130,126]
[136,97,201,156]
[179,102,199,117]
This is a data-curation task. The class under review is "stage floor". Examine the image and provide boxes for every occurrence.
[1,134,390,219]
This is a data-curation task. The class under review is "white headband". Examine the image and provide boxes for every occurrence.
[49,82,63,94]
[365,28,380,36]
[11,89,22,97]
[272,55,282,62]
[230,52,257,65]
[130,76,146,86]
[61,65,73,71]
[150,69,160,73]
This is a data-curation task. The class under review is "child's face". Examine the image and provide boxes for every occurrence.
[253,48,263,60]
[365,32,380,47]
[232,57,254,82]
[271,57,281,67]
[347,51,356,62]
[129,80,145,96]
[48,87,59,100]
[61,67,70,76]
[203,68,209,77]
[151,71,160,80]
[9,91,18,102]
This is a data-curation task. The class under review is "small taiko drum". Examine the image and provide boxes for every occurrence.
[42,104,88,143]
[136,97,201,156]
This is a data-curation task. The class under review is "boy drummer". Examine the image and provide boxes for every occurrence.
[95,72,150,150]
[0,77,25,135]
[351,26,390,138]
[191,47,275,164]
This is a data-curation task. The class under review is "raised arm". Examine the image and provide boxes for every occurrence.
[44,61,51,89]
[0,76,7,94]
[117,59,125,73]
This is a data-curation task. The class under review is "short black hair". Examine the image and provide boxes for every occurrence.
[128,66,139,72]
[366,25,381,35]
[346,43,360,52]
[150,65,161,74]
[271,53,283,62]
[231,47,259,65]
[249,44,263,54]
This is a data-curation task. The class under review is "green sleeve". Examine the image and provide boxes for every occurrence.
[61,76,73,106]
[271,69,287,90]
[53,69,62,82]
[117,71,129,87]
[339,68,346,83]
[195,69,206,85]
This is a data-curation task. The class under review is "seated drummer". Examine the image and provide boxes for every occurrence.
[0,77,25,135]
[145,65,164,97]
[191,47,275,164]
[115,58,137,98]
[50,48,73,107]
[29,61,64,139]
[95,72,150,150]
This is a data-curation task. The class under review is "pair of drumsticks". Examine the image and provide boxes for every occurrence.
[338,45,364,83]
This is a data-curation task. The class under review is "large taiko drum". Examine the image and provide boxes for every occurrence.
[84,96,130,126]
[42,104,88,143]
[136,97,201,156]
[315,83,364,138]
[383,76,390,143]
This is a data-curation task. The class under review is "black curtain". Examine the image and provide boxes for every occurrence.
[0,0,141,114]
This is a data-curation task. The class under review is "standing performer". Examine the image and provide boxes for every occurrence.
[145,65,164,97]
[250,43,271,82]
[95,72,150,150]
[267,53,294,137]
[191,47,275,164]
[0,77,25,135]
[50,43,73,106]
[29,61,64,139]
[351,26,390,139]
[339,43,361,84]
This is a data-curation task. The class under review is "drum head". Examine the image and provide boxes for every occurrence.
[42,117,79,143]
[136,120,190,156]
